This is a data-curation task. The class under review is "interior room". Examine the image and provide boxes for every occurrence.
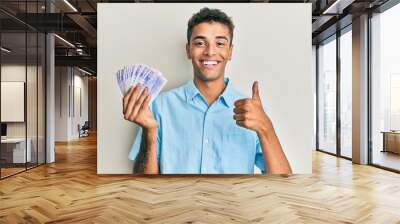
[0,0,399,223]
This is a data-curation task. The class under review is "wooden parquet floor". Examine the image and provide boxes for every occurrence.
[1,134,400,224]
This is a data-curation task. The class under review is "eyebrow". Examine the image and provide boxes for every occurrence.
[216,36,229,41]
[192,36,229,42]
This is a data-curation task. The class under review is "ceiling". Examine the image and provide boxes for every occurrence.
[0,0,393,75]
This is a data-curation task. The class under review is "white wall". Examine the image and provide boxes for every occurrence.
[54,67,89,141]
[98,3,313,174]
[55,67,69,141]
[72,70,89,137]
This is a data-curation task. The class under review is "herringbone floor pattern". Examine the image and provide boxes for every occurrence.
[1,134,400,223]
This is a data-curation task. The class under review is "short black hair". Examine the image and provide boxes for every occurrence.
[187,7,234,45]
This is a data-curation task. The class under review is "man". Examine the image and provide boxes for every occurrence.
[123,7,291,174]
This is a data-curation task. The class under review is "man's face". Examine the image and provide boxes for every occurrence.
[186,22,233,82]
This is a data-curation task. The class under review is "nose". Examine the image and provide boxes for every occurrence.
[204,43,216,56]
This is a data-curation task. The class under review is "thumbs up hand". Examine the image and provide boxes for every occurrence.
[233,81,272,135]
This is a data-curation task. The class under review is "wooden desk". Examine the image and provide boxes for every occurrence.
[381,131,400,154]
[1,138,32,163]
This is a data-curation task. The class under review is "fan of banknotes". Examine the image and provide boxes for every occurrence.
[116,64,167,101]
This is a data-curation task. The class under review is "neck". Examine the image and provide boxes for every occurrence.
[193,76,226,105]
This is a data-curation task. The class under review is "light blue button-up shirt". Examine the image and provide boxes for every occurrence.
[129,78,266,174]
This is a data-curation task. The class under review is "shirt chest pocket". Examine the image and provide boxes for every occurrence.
[222,131,255,160]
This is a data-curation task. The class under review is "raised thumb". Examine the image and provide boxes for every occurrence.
[252,81,260,101]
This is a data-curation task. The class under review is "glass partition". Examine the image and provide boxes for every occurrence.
[1,31,28,178]
[0,1,46,179]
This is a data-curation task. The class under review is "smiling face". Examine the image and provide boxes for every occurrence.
[186,22,233,82]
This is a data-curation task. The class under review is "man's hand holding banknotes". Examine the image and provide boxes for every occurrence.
[117,64,166,129]
[123,84,157,130]
[118,64,167,174]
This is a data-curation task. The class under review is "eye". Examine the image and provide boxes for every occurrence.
[194,41,205,47]
[216,40,227,47]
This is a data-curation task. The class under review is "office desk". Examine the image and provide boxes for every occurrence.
[1,138,31,163]
[382,131,400,154]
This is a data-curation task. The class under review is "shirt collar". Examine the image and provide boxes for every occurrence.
[185,77,236,108]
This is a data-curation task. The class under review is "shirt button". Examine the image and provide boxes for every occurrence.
[204,138,209,144]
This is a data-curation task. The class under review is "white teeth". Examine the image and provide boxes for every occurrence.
[203,61,218,65]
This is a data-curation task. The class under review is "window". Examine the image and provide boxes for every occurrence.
[317,36,337,154]
[339,28,352,158]
[370,2,400,171]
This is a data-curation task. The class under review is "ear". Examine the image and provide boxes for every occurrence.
[228,44,233,61]
[186,43,191,59]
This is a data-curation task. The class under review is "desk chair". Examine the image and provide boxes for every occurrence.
[78,121,90,138]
